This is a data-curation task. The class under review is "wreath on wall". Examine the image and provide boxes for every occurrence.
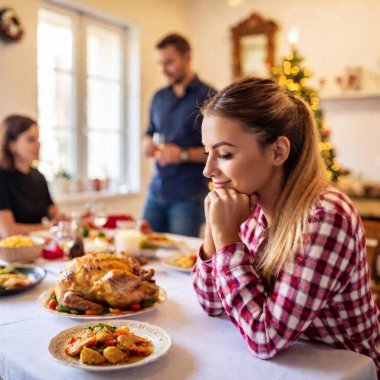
[0,8,24,43]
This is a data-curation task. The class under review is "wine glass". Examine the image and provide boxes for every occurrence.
[91,203,107,230]
[70,211,81,231]
[153,132,165,156]
[54,220,76,255]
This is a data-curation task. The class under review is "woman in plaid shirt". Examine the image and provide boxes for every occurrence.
[192,78,380,372]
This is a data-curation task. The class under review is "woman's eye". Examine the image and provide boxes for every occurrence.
[219,153,232,160]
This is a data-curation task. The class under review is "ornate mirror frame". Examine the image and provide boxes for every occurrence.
[231,13,278,80]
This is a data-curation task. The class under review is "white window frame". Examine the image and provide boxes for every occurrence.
[38,1,140,193]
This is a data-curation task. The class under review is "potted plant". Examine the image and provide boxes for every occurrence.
[52,168,72,194]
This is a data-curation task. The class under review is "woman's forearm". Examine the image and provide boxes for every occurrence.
[0,222,45,237]
[0,210,45,237]
[202,223,216,260]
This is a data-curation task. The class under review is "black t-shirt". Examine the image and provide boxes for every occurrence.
[0,168,54,224]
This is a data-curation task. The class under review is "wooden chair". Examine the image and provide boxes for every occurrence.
[362,219,380,306]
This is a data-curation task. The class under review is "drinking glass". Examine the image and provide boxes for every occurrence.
[91,203,107,230]
[153,132,165,151]
[70,211,81,231]
[54,220,76,254]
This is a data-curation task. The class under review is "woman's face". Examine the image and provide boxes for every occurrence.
[202,114,278,196]
[9,124,40,164]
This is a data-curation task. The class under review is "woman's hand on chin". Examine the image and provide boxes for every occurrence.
[208,188,253,249]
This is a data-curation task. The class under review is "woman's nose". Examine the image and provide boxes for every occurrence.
[203,156,216,179]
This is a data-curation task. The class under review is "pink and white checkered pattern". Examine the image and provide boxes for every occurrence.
[192,188,380,373]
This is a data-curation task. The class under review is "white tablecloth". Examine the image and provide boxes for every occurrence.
[0,240,377,380]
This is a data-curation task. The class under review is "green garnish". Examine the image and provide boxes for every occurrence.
[0,264,17,275]
[97,231,106,238]
[141,295,159,308]
[56,305,70,313]
[86,323,116,332]
[69,309,84,315]
[49,292,57,300]
[82,227,90,238]
[140,240,158,249]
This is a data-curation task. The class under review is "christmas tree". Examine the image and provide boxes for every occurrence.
[271,50,342,182]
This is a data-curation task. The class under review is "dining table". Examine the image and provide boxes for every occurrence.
[0,233,377,380]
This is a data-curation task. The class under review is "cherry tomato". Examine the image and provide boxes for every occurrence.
[85,310,99,315]
[47,299,57,309]
[130,303,141,311]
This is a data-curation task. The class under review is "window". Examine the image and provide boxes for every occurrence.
[86,23,123,180]
[37,4,138,192]
[38,8,76,179]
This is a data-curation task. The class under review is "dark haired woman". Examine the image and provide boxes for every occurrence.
[192,78,380,373]
[0,114,63,237]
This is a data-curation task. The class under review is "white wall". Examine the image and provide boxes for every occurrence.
[188,0,380,88]
[322,97,380,180]
[0,0,38,119]
[187,0,380,180]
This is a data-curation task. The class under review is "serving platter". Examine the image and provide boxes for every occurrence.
[37,287,166,320]
[48,319,172,371]
[0,264,46,296]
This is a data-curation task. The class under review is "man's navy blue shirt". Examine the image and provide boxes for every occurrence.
[146,76,216,201]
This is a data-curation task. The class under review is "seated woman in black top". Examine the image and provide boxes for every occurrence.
[0,115,64,237]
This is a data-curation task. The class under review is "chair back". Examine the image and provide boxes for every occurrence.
[362,219,380,284]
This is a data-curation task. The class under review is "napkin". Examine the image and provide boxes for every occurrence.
[104,214,135,229]
[42,241,64,260]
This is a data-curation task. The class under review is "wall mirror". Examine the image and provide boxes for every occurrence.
[231,13,278,80]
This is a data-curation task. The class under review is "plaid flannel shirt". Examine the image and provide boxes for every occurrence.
[192,188,380,372]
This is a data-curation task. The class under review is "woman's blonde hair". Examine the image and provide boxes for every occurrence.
[202,78,327,281]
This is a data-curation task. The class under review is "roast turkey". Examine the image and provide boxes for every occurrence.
[55,253,159,310]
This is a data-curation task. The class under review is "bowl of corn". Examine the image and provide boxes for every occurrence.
[0,235,45,263]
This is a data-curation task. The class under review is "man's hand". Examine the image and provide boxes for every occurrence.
[157,144,181,166]
[143,136,157,157]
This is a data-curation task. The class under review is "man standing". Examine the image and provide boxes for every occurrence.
[142,33,215,237]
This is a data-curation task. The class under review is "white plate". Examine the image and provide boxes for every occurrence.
[30,228,116,242]
[161,258,195,273]
[37,287,166,320]
[129,248,175,259]
[142,234,180,250]
[48,319,172,371]
[138,248,160,258]
[29,229,51,240]
[0,264,46,296]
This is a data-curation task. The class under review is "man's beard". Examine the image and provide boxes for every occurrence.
[170,72,186,86]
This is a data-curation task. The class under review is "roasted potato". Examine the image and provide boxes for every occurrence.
[103,346,127,364]
[80,346,106,365]
[117,334,134,350]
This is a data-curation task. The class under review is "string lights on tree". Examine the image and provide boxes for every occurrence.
[272,27,345,182]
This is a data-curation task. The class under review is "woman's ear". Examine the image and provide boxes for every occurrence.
[272,136,290,166]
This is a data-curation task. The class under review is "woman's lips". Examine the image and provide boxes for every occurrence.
[213,180,231,189]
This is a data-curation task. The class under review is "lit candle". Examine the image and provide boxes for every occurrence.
[84,237,110,253]
[288,26,299,50]
[115,229,144,255]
